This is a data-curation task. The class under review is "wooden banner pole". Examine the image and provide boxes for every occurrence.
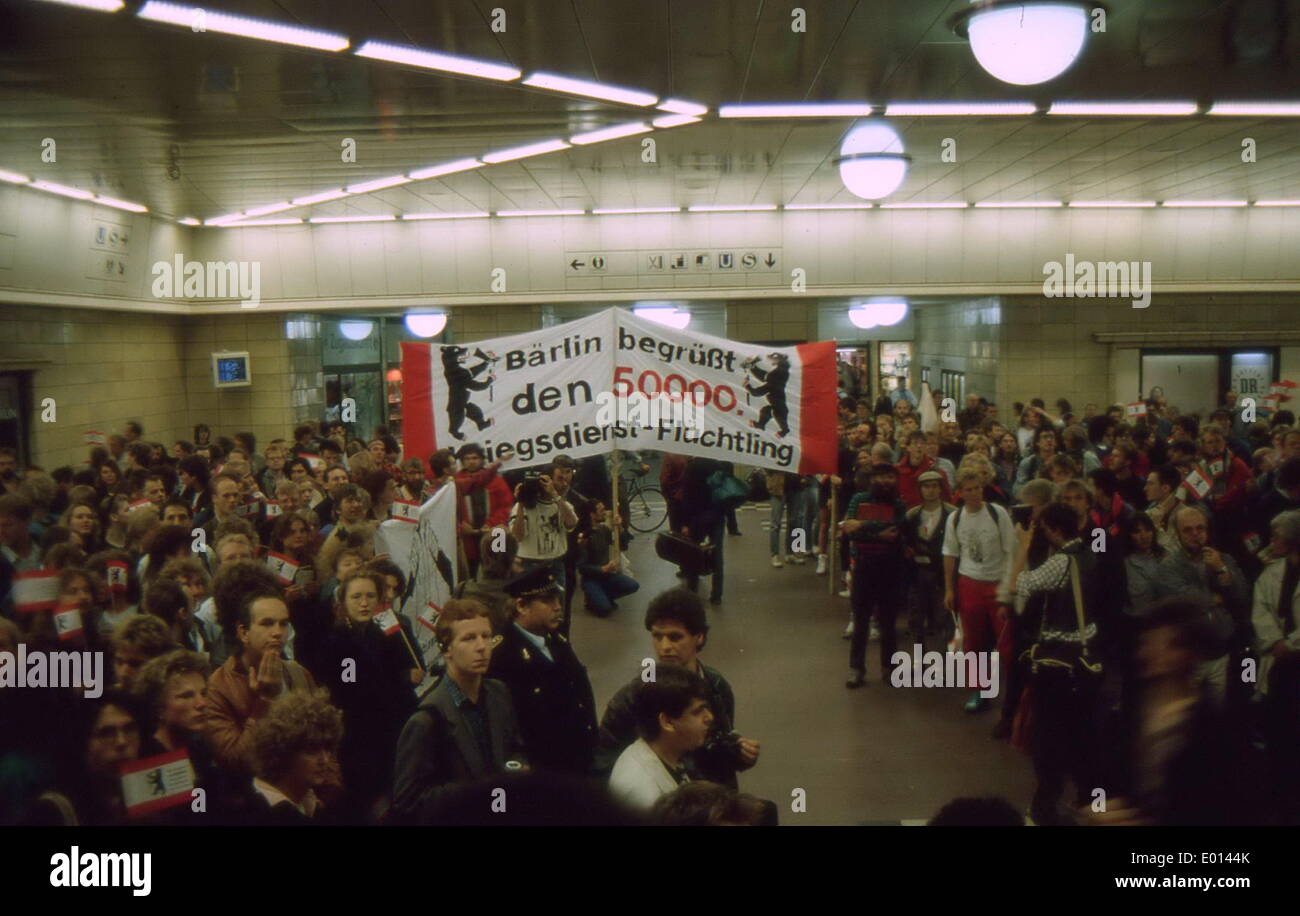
[611,448,622,564]
[828,482,838,595]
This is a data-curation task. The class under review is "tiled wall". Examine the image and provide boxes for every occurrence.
[727,300,819,342]
[0,306,188,469]
[912,298,1003,407]
[999,295,1300,412]
[180,313,324,449]
[449,304,544,343]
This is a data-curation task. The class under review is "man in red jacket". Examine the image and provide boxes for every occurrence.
[895,430,952,509]
[454,443,513,578]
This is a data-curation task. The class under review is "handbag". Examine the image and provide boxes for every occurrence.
[655,531,714,576]
[706,470,750,509]
[1022,556,1103,685]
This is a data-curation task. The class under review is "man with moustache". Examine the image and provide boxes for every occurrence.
[486,566,597,774]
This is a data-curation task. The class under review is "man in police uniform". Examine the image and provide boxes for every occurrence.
[486,565,598,775]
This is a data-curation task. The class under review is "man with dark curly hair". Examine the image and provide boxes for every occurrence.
[247,688,343,824]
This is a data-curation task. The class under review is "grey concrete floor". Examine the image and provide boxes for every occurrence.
[571,502,1036,826]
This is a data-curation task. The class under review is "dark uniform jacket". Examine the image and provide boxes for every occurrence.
[391,676,526,825]
[596,663,750,789]
[486,623,597,774]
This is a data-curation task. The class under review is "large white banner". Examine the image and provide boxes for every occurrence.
[400,307,838,474]
[375,482,458,671]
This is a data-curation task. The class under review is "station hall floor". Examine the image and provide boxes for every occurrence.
[572,501,1036,827]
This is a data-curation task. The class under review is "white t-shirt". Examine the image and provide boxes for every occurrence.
[942,502,1015,595]
[511,499,571,560]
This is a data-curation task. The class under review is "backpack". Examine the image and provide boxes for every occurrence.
[951,501,1007,536]
[706,470,749,510]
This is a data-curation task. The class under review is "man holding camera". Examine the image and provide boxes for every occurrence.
[509,467,578,628]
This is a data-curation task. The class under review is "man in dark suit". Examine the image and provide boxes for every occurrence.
[391,599,527,824]
[487,566,597,774]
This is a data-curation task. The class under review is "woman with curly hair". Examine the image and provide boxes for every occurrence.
[60,502,103,554]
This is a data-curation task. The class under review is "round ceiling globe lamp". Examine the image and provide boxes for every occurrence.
[836,122,910,201]
[950,1,1106,86]
[404,311,448,338]
[338,320,375,341]
[849,299,908,330]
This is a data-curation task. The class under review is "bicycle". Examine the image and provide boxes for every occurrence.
[619,468,668,533]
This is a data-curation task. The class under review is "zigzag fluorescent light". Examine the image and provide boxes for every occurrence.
[1049,101,1198,116]
[569,122,652,145]
[521,72,657,107]
[136,1,349,51]
[719,103,874,118]
[481,140,570,164]
[354,40,520,81]
[885,102,1036,116]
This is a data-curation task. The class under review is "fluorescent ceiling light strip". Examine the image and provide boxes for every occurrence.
[223,218,302,227]
[521,72,657,107]
[1254,200,1300,207]
[205,212,249,226]
[973,201,1063,209]
[592,207,679,215]
[94,195,148,212]
[784,203,874,210]
[354,40,520,81]
[687,204,778,212]
[177,217,200,225]
[719,103,873,118]
[1207,102,1300,117]
[1048,101,1198,116]
[309,215,396,223]
[242,201,293,217]
[651,115,701,128]
[481,139,570,164]
[345,175,411,194]
[35,0,124,11]
[1162,200,1248,208]
[878,202,968,209]
[0,168,31,184]
[885,102,1037,116]
[291,189,349,206]
[497,209,584,217]
[657,99,708,116]
[31,180,95,200]
[136,2,349,51]
[402,211,489,220]
[407,158,484,180]
[569,122,652,145]
[1068,201,1157,208]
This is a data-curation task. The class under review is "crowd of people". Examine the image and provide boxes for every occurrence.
[819,386,1300,825]
[0,423,774,826]
[1,375,1298,826]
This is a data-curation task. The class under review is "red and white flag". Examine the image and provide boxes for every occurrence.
[120,749,196,818]
[1182,466,1213,500]
[373,606,402,636]
[417,602,441,635]
[13,570,60,614]
[83,430,106,445]
[400,307,838,475]
[264,500,283,519]
[389,499,420,522]
[53,603,85,641]
[127,498,153,513]
[235,499,260,518]
[265,551,300,586]
[1124,401,1147,418]
[105,560,129,593]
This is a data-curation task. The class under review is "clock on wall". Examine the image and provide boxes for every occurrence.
[212,351,252,388]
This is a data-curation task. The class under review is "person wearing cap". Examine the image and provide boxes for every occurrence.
[486,565,597,774]
[896,429,952,508]
[454,444,513,579]
[841,463,909,688]
[902,470,957,653]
